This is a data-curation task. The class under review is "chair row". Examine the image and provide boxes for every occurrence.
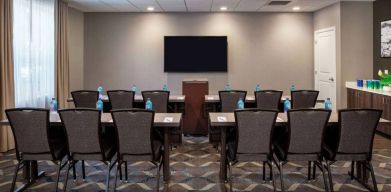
[6,108,163,192]
[227,108,381,192]
[72,90,170,112]
[71,89,320,112]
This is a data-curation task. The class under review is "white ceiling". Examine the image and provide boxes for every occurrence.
[68,0,374,13]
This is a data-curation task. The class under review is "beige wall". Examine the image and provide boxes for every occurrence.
[313,3,342,108]
[340,2,373,107]
[84,13,314,94]
[68,7,84,92]
[313,2,373,108]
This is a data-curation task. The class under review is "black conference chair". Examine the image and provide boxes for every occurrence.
[59,109,116,192]
[322,109,382,192]
[255,90,283,111]
[107,90,135,110]
[111,109,163,191]
[209,91,247,147]
[291,90,319,109]
[142,90,182,147]
[6,108,68,192]
[71,90,99,108]
[273,109,331,192]
[227,109,278,192]
[141,91,170,113]
[219,90,247,112]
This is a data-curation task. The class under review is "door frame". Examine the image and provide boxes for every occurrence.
[314,26,337,107]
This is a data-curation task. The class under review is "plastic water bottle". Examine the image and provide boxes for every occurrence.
[97,85,104,100]
[224,83,231,91]
[49,98,58,112]
[146,98,153,110]
[284,98,291,112]
[96,99,103,112]
[163,84,169,91]
[290,85,296,92]
[255,84,261,92]
[237,98,244,109]
[325,98,332,110]
[131,84,137,93]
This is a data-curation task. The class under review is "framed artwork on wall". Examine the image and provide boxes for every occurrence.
[381,20,391,58]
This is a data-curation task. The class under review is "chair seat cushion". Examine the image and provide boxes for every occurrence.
[72,138,116,161]
[274,143,320,161]
[122,140,163,163]
[22,140,67,161]
[322,144,369,161]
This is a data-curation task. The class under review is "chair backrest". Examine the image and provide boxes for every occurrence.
[287,109,331,154]
[111,109,155,159]
[336,109,382,155]
[107,90,135,110]
[6,108,52,160]
[59,109,103,156]
[71,90,99,108]
[291,90,319,109]
[235,109,278,155]
[255,90,283,110]
[142,91,169,113]
[219,90,247,112]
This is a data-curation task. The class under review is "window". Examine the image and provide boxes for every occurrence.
[13,0,55,107]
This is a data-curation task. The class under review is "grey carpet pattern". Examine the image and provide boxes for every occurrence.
[0,136,390,191]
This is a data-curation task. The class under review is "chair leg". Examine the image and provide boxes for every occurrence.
[308,161,312,181]
[114,162,119,192]
[312,162,316,180]
[350,161,355,180]
[105,162,111,192]
[82,160,86,181]
[72,160,77,182]
[64,161,72,192]
[55,161,62,192]
[228,162,233,192]
[270,161,277,192]
[119,162,122,181]
[263,161,266,182]
[326,162,334,192]
[321,161,330,192]
[279,162,285,192]
[125,162,128,182]
[10,161,21,192]
[368,161,379,192]
[156,160,163,192]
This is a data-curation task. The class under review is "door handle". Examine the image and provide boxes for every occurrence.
[329,77,334,82]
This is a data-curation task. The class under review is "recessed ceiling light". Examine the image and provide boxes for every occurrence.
[292,6,300,11]
[220,6,227,11]
[147,6,154,11]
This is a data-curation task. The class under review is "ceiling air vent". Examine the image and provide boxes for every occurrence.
[268,1,291,6]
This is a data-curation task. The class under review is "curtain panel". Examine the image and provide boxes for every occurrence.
[56,0,70,109]
[0,0,15,152]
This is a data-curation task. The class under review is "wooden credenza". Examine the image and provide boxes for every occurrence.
[347,83,391,137]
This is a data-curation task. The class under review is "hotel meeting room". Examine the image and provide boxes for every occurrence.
[1,0,391,191]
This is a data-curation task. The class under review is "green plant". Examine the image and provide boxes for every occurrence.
[378,70,391,86]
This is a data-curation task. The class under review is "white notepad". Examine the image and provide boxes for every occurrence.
[163,117,174,122]
[217,116,227,122]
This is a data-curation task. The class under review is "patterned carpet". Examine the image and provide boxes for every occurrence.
[0,136,390,191]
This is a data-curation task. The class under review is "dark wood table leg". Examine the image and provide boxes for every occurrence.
[220,127,227,181]
[163,127,170,182]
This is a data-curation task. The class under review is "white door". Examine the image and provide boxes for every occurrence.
[315,27,337,109]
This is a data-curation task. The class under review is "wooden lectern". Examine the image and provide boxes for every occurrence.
[182,79,208,135]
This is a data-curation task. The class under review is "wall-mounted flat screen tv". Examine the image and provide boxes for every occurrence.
[164,36,228,72]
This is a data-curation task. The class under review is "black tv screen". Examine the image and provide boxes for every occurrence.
[164,36,227,72]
